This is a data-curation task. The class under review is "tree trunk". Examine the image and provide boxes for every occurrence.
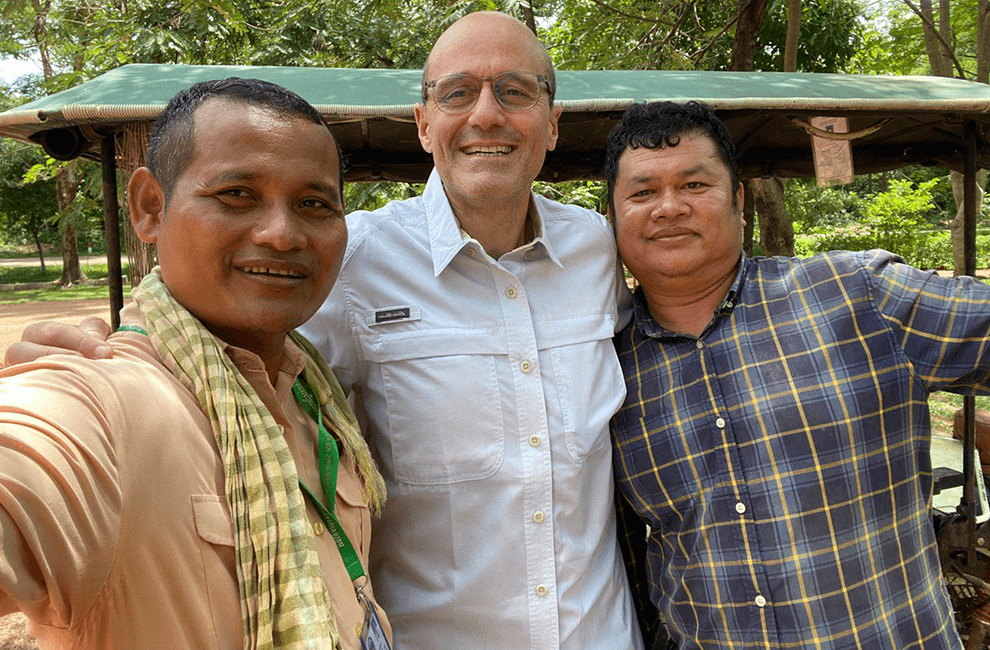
[54,161,87,287]
[918,0,953,76]
[732,0,793,257]
[784,0,801,72]
[120,126,157,285]
[949,170,988,275]
[751,177,794,256]
[519,1,537,36]
[979,0,989,84]
[730,0,769,71]
[742,180,756,256]
[59,222,87,286]
[32,230,46,274]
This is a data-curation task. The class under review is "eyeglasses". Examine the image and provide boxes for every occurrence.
[422,71,553,114]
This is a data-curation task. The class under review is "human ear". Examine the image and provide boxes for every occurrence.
[414,103,433,153]
[128,167,165,244]
[546,103,562,151]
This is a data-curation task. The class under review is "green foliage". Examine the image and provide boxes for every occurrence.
[754,0,864,72]
[790,171,990,271]
[861,177,938,256]
[850,0,982,77]
[543,0,738,71]
[542,0,863,73]
[345,182,422,213]
[0,140,59,250]
[786,178,862,234]
[534,180,606,212]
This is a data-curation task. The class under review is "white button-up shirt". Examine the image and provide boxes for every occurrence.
[301,169,641,650]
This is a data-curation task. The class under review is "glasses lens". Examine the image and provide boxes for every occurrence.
[433,75,481,111]
[430,73,543,112]
[494,73,541,109]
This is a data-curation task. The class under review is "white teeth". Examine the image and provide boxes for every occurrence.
[241,266,303,278]
[464,145,511,155]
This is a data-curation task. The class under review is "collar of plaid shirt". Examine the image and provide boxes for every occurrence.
[611,249,987,650]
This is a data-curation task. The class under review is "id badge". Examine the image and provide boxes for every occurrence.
[359,600,391,650]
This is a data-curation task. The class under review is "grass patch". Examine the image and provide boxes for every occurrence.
[0,283,132,304]
[929,392,990,438]
[0,263,128,285]
[0,263,133,304]
[0,248,59,260]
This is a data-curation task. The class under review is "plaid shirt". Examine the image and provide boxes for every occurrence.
[613,249,990,650]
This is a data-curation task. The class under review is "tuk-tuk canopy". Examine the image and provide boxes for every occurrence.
[2,64,990,182]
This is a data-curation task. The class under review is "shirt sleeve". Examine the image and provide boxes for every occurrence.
[299,280,363,395]
[614,480,666,649]
[867,249,990,392]
[0,363,121,628]
[615,256,634,332]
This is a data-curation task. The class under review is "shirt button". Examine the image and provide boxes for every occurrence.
[735,502,747,514]
[696,340,704,349]
[536,584,549,597]
[755,595,767,607]
[533,511,545,523]
[467,248,476,257]
[524,251,533,260]
[529,434,541,447]
[505,287,517,299]
[716,417,726,428]
[313,521,324,536]
[520,360,533,373]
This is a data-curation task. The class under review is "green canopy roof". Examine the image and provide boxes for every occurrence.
[3,63,990,181]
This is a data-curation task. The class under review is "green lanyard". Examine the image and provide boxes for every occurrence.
[292,377,366,583]
[118,324,367,582]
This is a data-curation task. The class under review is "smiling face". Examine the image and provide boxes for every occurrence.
[414,12,561,215]
[612,130,745,292]
[129,97,346,351]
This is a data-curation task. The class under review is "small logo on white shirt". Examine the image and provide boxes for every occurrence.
[368,305,421,326]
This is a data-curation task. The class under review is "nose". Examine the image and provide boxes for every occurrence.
[466,81,507,130]
[652,187,688,220]
[252,203,307,251]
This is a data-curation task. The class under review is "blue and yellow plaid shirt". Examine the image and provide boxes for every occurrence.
[613,249,990,650]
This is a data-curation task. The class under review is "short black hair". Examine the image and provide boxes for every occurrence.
[147,77,342,203]
[604,100,741,215]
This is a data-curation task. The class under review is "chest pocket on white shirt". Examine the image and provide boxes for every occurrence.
[363,329,505,485]
[538,314,623,464]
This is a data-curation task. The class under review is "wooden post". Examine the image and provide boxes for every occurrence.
[100,134,124,330]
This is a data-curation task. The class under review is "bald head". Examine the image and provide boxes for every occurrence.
[423,11,556,104]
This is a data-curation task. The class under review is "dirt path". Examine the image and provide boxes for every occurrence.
[0,615,35,650]
[0,299,116,361]
[0,298,117,649]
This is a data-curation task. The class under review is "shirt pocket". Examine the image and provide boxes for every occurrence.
[334,461,372,559]
[191,495,240,648]
[363,329,505,485]
[539,314,623,464]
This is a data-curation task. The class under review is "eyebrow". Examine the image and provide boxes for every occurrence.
[205,172,342,201]
[626,163,715,185]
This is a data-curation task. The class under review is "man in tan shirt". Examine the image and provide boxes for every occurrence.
[0,78,389,649]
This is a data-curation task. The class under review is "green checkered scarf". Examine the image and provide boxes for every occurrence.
[132,268,385,650]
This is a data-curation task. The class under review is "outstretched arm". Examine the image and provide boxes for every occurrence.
[4,317,114,366]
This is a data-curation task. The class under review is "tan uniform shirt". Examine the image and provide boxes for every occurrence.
[0,304,389,649]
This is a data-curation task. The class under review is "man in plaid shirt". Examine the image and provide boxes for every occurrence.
[607,100,990,649]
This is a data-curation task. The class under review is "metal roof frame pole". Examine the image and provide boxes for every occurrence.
[100,133,124,330]
[961,119,978,568]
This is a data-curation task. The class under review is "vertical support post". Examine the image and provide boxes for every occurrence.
[100,133,124,331]
[962,120,979,567]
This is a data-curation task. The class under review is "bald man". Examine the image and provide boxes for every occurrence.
[300,12,641,650]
